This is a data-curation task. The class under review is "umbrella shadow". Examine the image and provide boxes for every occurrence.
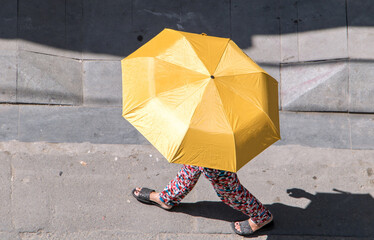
[172,188,374,238]
[172,201,249,222]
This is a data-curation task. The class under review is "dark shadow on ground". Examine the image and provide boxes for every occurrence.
[0,0,373,57]
[173,201,249,222]
[172,188,374,238]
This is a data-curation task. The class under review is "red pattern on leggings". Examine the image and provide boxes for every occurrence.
[159,165,272,224]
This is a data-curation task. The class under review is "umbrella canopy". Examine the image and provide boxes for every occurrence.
[121,28,280,172]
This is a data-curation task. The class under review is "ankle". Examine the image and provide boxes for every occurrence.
[248,215,273,231]
[150,192,161,203]
[150,192,172,209]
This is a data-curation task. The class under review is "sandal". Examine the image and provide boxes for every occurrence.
[231,218,274,236]
[131,187,173,211]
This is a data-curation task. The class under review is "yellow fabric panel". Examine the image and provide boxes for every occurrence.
[214,40,264,77]
[156,78,210,127]
[122,57,208,115]
[180,31,230,75]
[215,73,280,136]
[126,29,209,75]
[187,80,232,134]
[122,57,155,115]
[214,78,280,170]
[262,74,280,136]
[172,127,236,172]
[126,29,182,59]
[172,80,235,172]
[124,79,210,161]
[152,58,209,96]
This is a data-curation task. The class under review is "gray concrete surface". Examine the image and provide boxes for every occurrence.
[1,0,374,113]
[349,62,374,112]
[17,51,82,105]
[2,106,374,150]
[83,61,122,107]
[347,0,374,59]
[0,2,374,239]
[280,60,349,112]
[296,0,348,62]
[0,140,372,239]
[0,105,18,141]
[0,55,16,103]
[16,105,148,144]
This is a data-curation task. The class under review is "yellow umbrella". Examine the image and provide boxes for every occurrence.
[121,28,280,172]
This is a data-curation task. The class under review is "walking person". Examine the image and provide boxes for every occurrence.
[123,29,280,236]
[132,164,273,236]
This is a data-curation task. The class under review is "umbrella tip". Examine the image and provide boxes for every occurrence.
[210,75,215,79]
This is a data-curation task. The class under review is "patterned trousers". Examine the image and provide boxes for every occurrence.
[159,165,272,224]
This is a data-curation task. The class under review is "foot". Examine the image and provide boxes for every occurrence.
[133,187,173,210]
[234,215,273,233]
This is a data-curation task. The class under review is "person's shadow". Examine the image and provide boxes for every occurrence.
[172,188,374,238]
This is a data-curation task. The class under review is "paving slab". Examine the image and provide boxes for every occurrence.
[18,0,82,59]
[277,112,351,149]
[0,55,17,102]
[82,0,134,60]
[0,105,18,141]
[8,103,374,150]
[180,0,230,37]
[350,114,374,150]
[47,150,191,233]
[11,152,51,232]
[245,146,374,237]
[18,105,148,144]
[49,175,143,232]
[0,141,373,239]
[231,0,280,63]
[281,60,348,112]
[0,232,20,240]
[0,152,12,231]
[83,61,122,106]
[349,61,374,112]
[5,142,192,234]
[297,0,348,61]
[18,231,157,240]
[347,0,374,59]
[11,104,374,150]
[17,51,82,105]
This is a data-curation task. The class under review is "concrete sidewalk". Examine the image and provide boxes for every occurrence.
[0,141,373,240]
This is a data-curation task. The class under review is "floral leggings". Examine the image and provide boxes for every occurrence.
[159,165,272,224]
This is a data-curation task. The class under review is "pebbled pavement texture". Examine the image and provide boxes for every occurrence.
[0,141,373,240]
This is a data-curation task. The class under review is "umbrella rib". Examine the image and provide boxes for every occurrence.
[122,96,155,116]
[169,81,211,162]
[178,32,212,75]
[127,56,209,78]
[122,56,210,116]
[212,82,237,171]
[217,71,264,78]
[216,75,280,137]
[156,78,209,109]
[211,39,230,76]
[154,57,209,77]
